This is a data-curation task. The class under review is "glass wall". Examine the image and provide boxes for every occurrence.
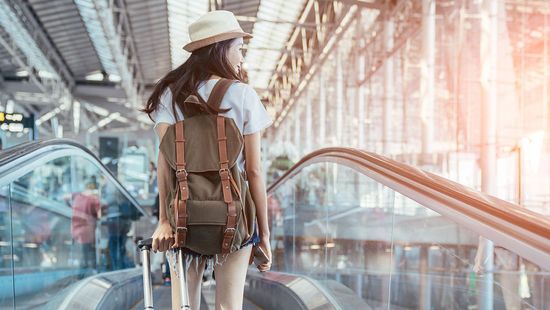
[0,184,14,308]
[267,0,550,216]
[0,154,143,308]
[269,162,549,309]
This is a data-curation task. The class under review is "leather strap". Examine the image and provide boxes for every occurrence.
[207,79,234,109]
[175,122,188,247]
[217,116,237,253]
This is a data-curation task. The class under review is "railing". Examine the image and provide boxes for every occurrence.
[266,147,550,309]
[0,139,149,309]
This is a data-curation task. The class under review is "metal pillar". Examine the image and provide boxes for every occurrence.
[421,0,436,156]
[419,246,432,310]
[319,71,326,147]
[479,0,498,308]
[544,10,549,133]
[383,14,394,155]
[305,88,313,153]
[284,125,291,145]
[336,47,344,145]
[294,108,301,154]
[347,78,356,147]
[358,55,366,150]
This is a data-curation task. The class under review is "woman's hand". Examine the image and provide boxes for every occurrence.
[151,219,174,252]
[257,236,272,272]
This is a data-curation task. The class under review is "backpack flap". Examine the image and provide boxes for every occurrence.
[159,114,243,173]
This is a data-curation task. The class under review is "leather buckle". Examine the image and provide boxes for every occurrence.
[219,168,230,180]
[224,228,236,235]
[176,168,188,180]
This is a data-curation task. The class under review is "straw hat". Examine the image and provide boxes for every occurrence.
[183,10,253,52]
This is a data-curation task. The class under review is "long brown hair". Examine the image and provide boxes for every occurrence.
[141,38,242,121]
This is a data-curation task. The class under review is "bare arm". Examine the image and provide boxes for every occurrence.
[244,132,270,240]
[151,123,175,252]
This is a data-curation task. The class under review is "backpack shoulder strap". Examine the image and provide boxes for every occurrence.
[207,79,235,109]
[174,121,189,247]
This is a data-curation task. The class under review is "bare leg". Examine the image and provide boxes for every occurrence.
[169,255,206,310]
[214,245,253,310]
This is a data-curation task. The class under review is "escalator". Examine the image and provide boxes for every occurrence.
[0,139,148,309]
[261,147,550,309]
[1,141,548,309]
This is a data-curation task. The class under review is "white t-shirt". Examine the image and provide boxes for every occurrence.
[153,79,273,171]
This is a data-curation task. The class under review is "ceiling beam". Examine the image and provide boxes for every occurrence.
[325,0,386,10]
[75,0,146,109]
[5,0,76,90]
[235,15,324,29]
[268,0,363,127]
[0,0,75,134]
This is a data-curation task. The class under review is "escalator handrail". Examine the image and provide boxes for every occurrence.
[267,147,550,259]
[0,138,145,216]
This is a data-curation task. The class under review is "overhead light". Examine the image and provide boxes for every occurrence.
[117,115,129,123]
[106,97,126,103]
[37,107,63,126]
[73,100,80,133]
[88,112,120,133]
[97,112,120,127]
[83,103,109,116]
[85,72,105,81]
[16,70,29,77]
[108,74,121,82]
[38,70,55,79]
[6,100,14,114]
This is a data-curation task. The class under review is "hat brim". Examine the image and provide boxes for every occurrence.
[183,31,253,52]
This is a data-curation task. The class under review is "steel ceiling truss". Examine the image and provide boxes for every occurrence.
[357,0,421,86]
[6,0,75,90]
[0,0,74,132]
[268,0,379,127]
[89,0,145,108]
[268,0,423,128]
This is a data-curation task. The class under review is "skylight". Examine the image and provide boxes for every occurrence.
[245,0,307,92]
[0,0,58,77]
[74,0,120,77]
[167,0,209,68]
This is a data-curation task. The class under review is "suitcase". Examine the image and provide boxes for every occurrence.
[138,238,191,309]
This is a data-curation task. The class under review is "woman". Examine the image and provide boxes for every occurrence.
[141,10,272,309]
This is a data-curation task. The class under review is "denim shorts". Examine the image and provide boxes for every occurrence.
[242,224,260,247]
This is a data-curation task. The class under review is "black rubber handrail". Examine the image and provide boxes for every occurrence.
[266,147,550,269]
[0,138,145,216]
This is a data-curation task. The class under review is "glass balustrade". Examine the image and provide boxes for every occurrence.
[268,161,549,309]
[0,146,144,309]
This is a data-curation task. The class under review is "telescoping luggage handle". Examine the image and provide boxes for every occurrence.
[137,238,191,310]
[138,238,154,310]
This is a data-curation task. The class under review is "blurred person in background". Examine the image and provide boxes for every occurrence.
[71,178,101,270]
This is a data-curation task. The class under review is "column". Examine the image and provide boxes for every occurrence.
[358,55,366,150]
[294,108,301,155]
[419,246,432,309]
[336,47,344,145]
[305,88,313,153]
[479,0,498,309]
[383,14,394,155]
[319,70,326,147]
[421,0,435,155]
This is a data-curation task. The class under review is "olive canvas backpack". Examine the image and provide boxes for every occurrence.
[159,79,255,255]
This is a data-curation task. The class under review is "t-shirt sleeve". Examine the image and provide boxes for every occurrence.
[152,88,178,132]
[242,85,273,135]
